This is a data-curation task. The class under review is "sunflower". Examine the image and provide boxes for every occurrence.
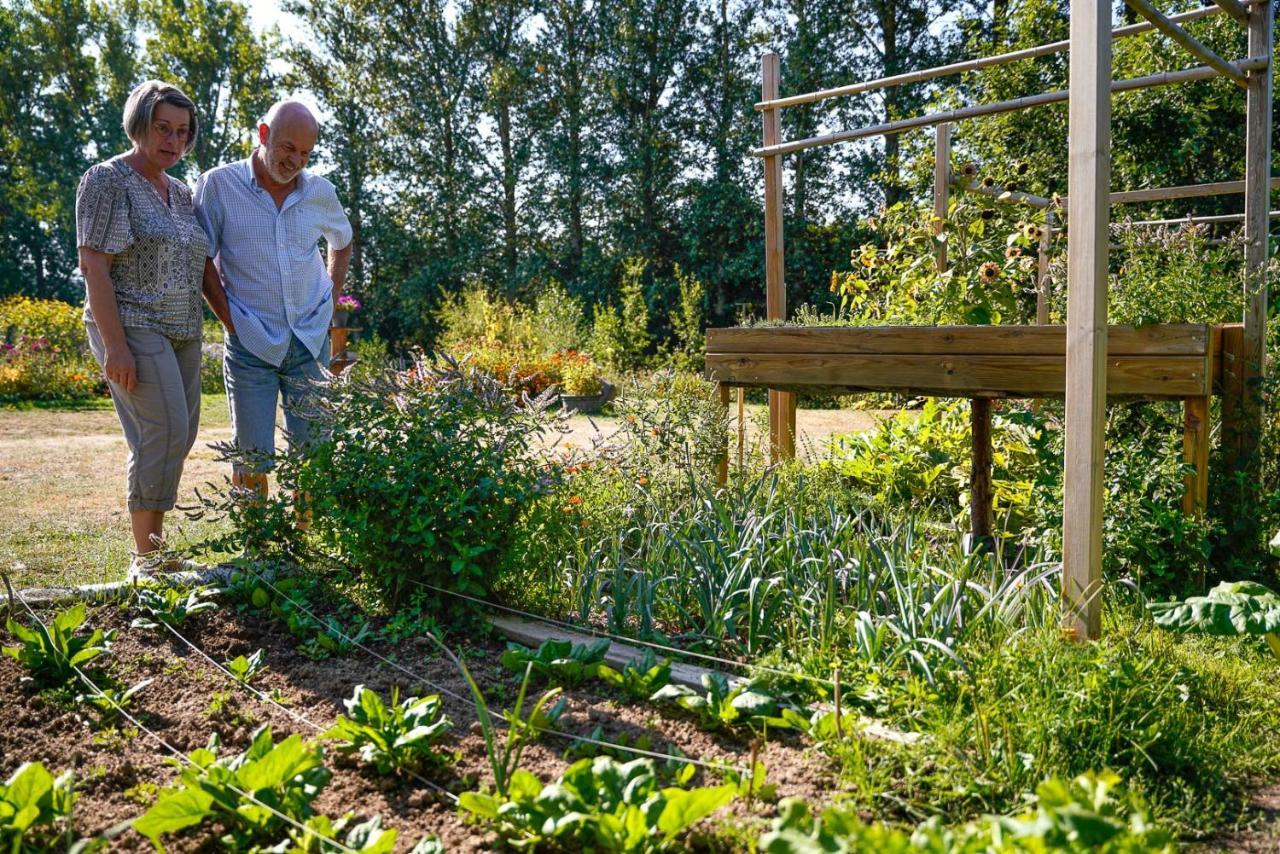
[1016,161,1030,176]
[979,261,1001,284]
[859,244,877,268]
[1005,245,1022,260]
[980,209,996,221]
[1022,222,1044,241]
[961,161,979,178]
[981,176,997,189]
[1004,181,1018,192]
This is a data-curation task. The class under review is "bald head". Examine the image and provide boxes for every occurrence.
[256,100,318,185]
[264,100,319,136]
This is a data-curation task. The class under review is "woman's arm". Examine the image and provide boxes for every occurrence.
[201,258,235,335]
[79,246,136,392]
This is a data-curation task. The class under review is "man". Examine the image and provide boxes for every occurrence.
[195,100,353,495]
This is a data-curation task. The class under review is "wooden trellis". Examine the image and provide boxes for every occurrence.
[707,0,1274,640]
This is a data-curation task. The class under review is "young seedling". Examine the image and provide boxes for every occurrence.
[130,585,219,630]
[224,648,268,686]
[76,678,153,728]
[0,762,78,850]
[458,659,564,797]
[323,685,454,775]
[596,648,672,699]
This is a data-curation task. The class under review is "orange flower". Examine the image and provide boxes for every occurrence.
[568,495,583,505]
[637,475,649,486]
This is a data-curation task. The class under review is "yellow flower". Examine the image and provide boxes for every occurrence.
[979,261,1001,284]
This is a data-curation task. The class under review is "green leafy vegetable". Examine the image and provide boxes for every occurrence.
[459,756,735,852]
[596,649,672,699]
[132,725,331,850]
[0,762,78,851]
[499,637,611,687]
[76,678,153,727]
[130,585,219,630]
[225,648,268,685]
[3,602,114,685]
[323,685,454,775]
[1148,581,1280,659]
[459,658,565,797]
[275,814,398,853]
[650,673,799,732]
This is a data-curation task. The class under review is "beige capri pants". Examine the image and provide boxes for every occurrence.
[86,322,201,512]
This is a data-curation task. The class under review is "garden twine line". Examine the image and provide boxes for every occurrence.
[241,566,751,777]
[405,578,841,690]
[157,619,460,805]
[7,589,359,854]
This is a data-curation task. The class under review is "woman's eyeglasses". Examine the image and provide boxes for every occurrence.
[151,122,191,142]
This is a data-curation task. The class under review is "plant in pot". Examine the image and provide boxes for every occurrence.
[333,294,362,328]
[559,357,612,414]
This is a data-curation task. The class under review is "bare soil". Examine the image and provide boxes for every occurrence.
[0,600,837,851]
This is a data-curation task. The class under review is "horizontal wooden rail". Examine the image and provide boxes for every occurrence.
[751,57,1268,158]
[1088,175,1280,205]
[707,324,1210,356]
[1126,209,1280,226]
[1124,0,1247,86]
[753,4,1227,111]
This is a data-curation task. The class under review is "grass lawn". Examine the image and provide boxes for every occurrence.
[0,396,884,591]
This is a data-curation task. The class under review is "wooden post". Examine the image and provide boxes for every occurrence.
[1181,396,1210,518]
[1036,210,1054,325]
[933,123,951,272]
[971,398,995,548]
[1062,0,1111,641]
[737,387,746,471]
[1230,0,1274,496]
[762,53,796,463]
[717,383,731,486]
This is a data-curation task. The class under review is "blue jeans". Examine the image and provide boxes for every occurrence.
[224,332,326,475]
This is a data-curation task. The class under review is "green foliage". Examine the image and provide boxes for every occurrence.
[130,584,219,630]
[0,762,78,852]
[1149,581,1280,659]
[760,772,1174,853]
[458,657,566,798]
[650,673,803,732]
[276,814,397,854]
[323,685,454,775]
[499,638,611,687]
[0,298,100,401]
[665,264,706,373]
[596,649,672,700]
[618,257,652,369]
[588,302,628,374]
[132,726,331,850]
[216,356,553,608]
[76,677,153,728]
[458,756,735,852]
[3,602,114,685]
[0,296,87,354]
[224,648,267,686]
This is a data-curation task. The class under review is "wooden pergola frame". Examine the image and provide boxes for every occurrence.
[721,0,1274,640]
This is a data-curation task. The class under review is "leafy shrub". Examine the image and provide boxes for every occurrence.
[324,685,454,775]
[560,357,604,396]
[133,726,331,849]
[0,336,100,401]
[664,264,706,373]
[3,602,114,685]
[459,756,735,852]
[0,296,87,354]
[281,356,553,606]
[499,638,611,687]
[0,762,79,851]
[590,256,651,372]
[761,772,1174,853]
[200,342,225,394]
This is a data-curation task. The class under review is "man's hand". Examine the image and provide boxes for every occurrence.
[104,344,137,392]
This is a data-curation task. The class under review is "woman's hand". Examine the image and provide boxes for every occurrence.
[103,343,137,392]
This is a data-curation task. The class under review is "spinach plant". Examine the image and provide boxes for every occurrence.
[459,756,735,852]
[76,678,153,727]
[499,637,610,687]
[1148,580,1280,659]
[0,762,77,851]
[225,649,267,685]
[323,685,454,775]
[3,602,114,685]
[130,585,218,630]
[651,673,803,732]
[278,814,398,853]
[133,726,331,850]
[597,649,672,699]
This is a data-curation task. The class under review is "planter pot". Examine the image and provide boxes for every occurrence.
[560,380,615,414]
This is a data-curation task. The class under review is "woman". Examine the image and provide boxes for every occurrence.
[76,79,232,577]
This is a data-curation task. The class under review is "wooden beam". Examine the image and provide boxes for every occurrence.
[761,53,795,463]
[716,383,730,486]
[1123,0,1248,87]
[1062,0,1111,642]
[752,4,1227,111]
[1105,176,1280,205]
[971,399,995,547]
[1213,0,1251,24]
[706,324,1210,356]
[1126,209,1280,227]
[1235,0,1274,484]
[934,124,951,272]
[752,59,1266,158]
[1182,396,1211,516]
[705,353,1209,398]
[1037,211,1054,325]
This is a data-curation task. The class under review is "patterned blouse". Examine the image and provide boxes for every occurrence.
[75,157,209,341]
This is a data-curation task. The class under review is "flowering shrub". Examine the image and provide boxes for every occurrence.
[335,294,362,313]
[0,336,100,401]
[0,296,88,354]
[454,340,597,399]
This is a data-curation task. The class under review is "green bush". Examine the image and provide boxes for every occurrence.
[0,296,100,402]
[0,296,88,354]
[286,355,554,606]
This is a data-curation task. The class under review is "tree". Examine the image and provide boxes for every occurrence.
[139,0,280,176]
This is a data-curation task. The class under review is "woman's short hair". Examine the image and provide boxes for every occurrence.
[122,80,199,154]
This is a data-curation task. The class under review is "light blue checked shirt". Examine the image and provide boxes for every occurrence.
[194,157,352,367]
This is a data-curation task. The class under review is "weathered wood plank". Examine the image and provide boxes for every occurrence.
[761,52,796,463]
[706,324,1209,356]
[705,353,1208,398]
